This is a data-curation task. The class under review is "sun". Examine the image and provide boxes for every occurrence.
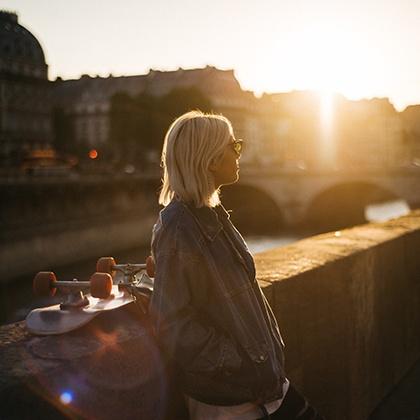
[244,20,377,101]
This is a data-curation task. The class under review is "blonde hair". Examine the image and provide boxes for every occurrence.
[159,110,234,208]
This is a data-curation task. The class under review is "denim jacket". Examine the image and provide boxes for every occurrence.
[150,199,286,406]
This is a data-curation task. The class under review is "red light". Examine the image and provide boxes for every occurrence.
[89,149,98,159]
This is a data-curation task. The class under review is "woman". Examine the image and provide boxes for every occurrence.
[150,110,324,419]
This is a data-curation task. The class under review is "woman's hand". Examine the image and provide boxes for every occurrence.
[146,255,155,277]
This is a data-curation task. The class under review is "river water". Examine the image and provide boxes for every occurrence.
[0,199,410,325]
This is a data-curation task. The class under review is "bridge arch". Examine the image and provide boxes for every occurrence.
[221,184,285,234]
[304,181,401,231]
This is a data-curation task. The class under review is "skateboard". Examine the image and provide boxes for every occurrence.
[26,271,133,335]
[26,257,155,336]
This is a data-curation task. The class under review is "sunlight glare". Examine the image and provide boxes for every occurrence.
[320,90,334,128]
[319,90,335,168]
[245,20,376,102]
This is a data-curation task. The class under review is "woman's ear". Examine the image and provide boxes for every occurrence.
[209,158,220,173]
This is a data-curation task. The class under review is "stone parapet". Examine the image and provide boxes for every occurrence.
[254,210,420,419]
[1,211,420,419]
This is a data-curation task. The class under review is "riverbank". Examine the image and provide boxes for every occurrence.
[0,210,157,282]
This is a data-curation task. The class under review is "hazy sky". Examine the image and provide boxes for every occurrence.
[3,0,420,110]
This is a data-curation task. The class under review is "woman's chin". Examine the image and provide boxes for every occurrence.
[220,174,239,187]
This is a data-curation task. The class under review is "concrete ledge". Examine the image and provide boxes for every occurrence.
[1,211,420,419]
[254,210,420,419]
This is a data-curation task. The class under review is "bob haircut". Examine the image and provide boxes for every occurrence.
[159,110,234,208]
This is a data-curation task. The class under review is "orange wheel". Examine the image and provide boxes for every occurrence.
[96,257,116,275]
[33,271,57,296]
[146,255,155,277]
[90,272,113,299]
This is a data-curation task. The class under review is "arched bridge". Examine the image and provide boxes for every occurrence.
[3,168,419,235]
[230,168,420,229]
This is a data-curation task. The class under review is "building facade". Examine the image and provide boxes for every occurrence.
[335,98,406,169]
[0,11,52,165]
[401,105,420,166]
[52,66,264,164]
[259,92,408,170]
[0,11,415,172]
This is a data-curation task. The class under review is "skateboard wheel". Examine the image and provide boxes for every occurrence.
[146,255,155,277]
[96,257,116,275]
[90,273,113,299]
[33,272,57,296]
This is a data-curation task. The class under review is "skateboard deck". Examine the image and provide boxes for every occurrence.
[26,257,155,336]
[26,285,134,335]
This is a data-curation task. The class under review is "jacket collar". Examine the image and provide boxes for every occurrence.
[181,200,230,241]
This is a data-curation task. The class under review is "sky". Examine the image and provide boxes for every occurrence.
[2,0,420,111]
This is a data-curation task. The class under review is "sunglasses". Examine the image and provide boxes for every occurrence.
[230,139,244,155]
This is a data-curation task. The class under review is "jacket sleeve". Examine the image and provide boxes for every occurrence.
[150,230,243,376]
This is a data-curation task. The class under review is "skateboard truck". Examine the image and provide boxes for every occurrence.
[33,271,113,310]
[60,289,89,310]
[96,257,155,314]
[96,257,155,283]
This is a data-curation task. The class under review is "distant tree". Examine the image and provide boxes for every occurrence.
[132,93,160,156]
[52,107,76,155]
[161,87,213,117]
[109,87,213,166]
[147,86,213,154]
[109,92,138,162]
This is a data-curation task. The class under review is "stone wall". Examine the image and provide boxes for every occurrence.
[1,212,420,419]
[0,312,183,419]
[254,210,420,419]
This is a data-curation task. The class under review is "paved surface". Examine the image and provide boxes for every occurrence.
[369,358,420,420]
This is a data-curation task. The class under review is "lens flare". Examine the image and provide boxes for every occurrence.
[60,391,73,405]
